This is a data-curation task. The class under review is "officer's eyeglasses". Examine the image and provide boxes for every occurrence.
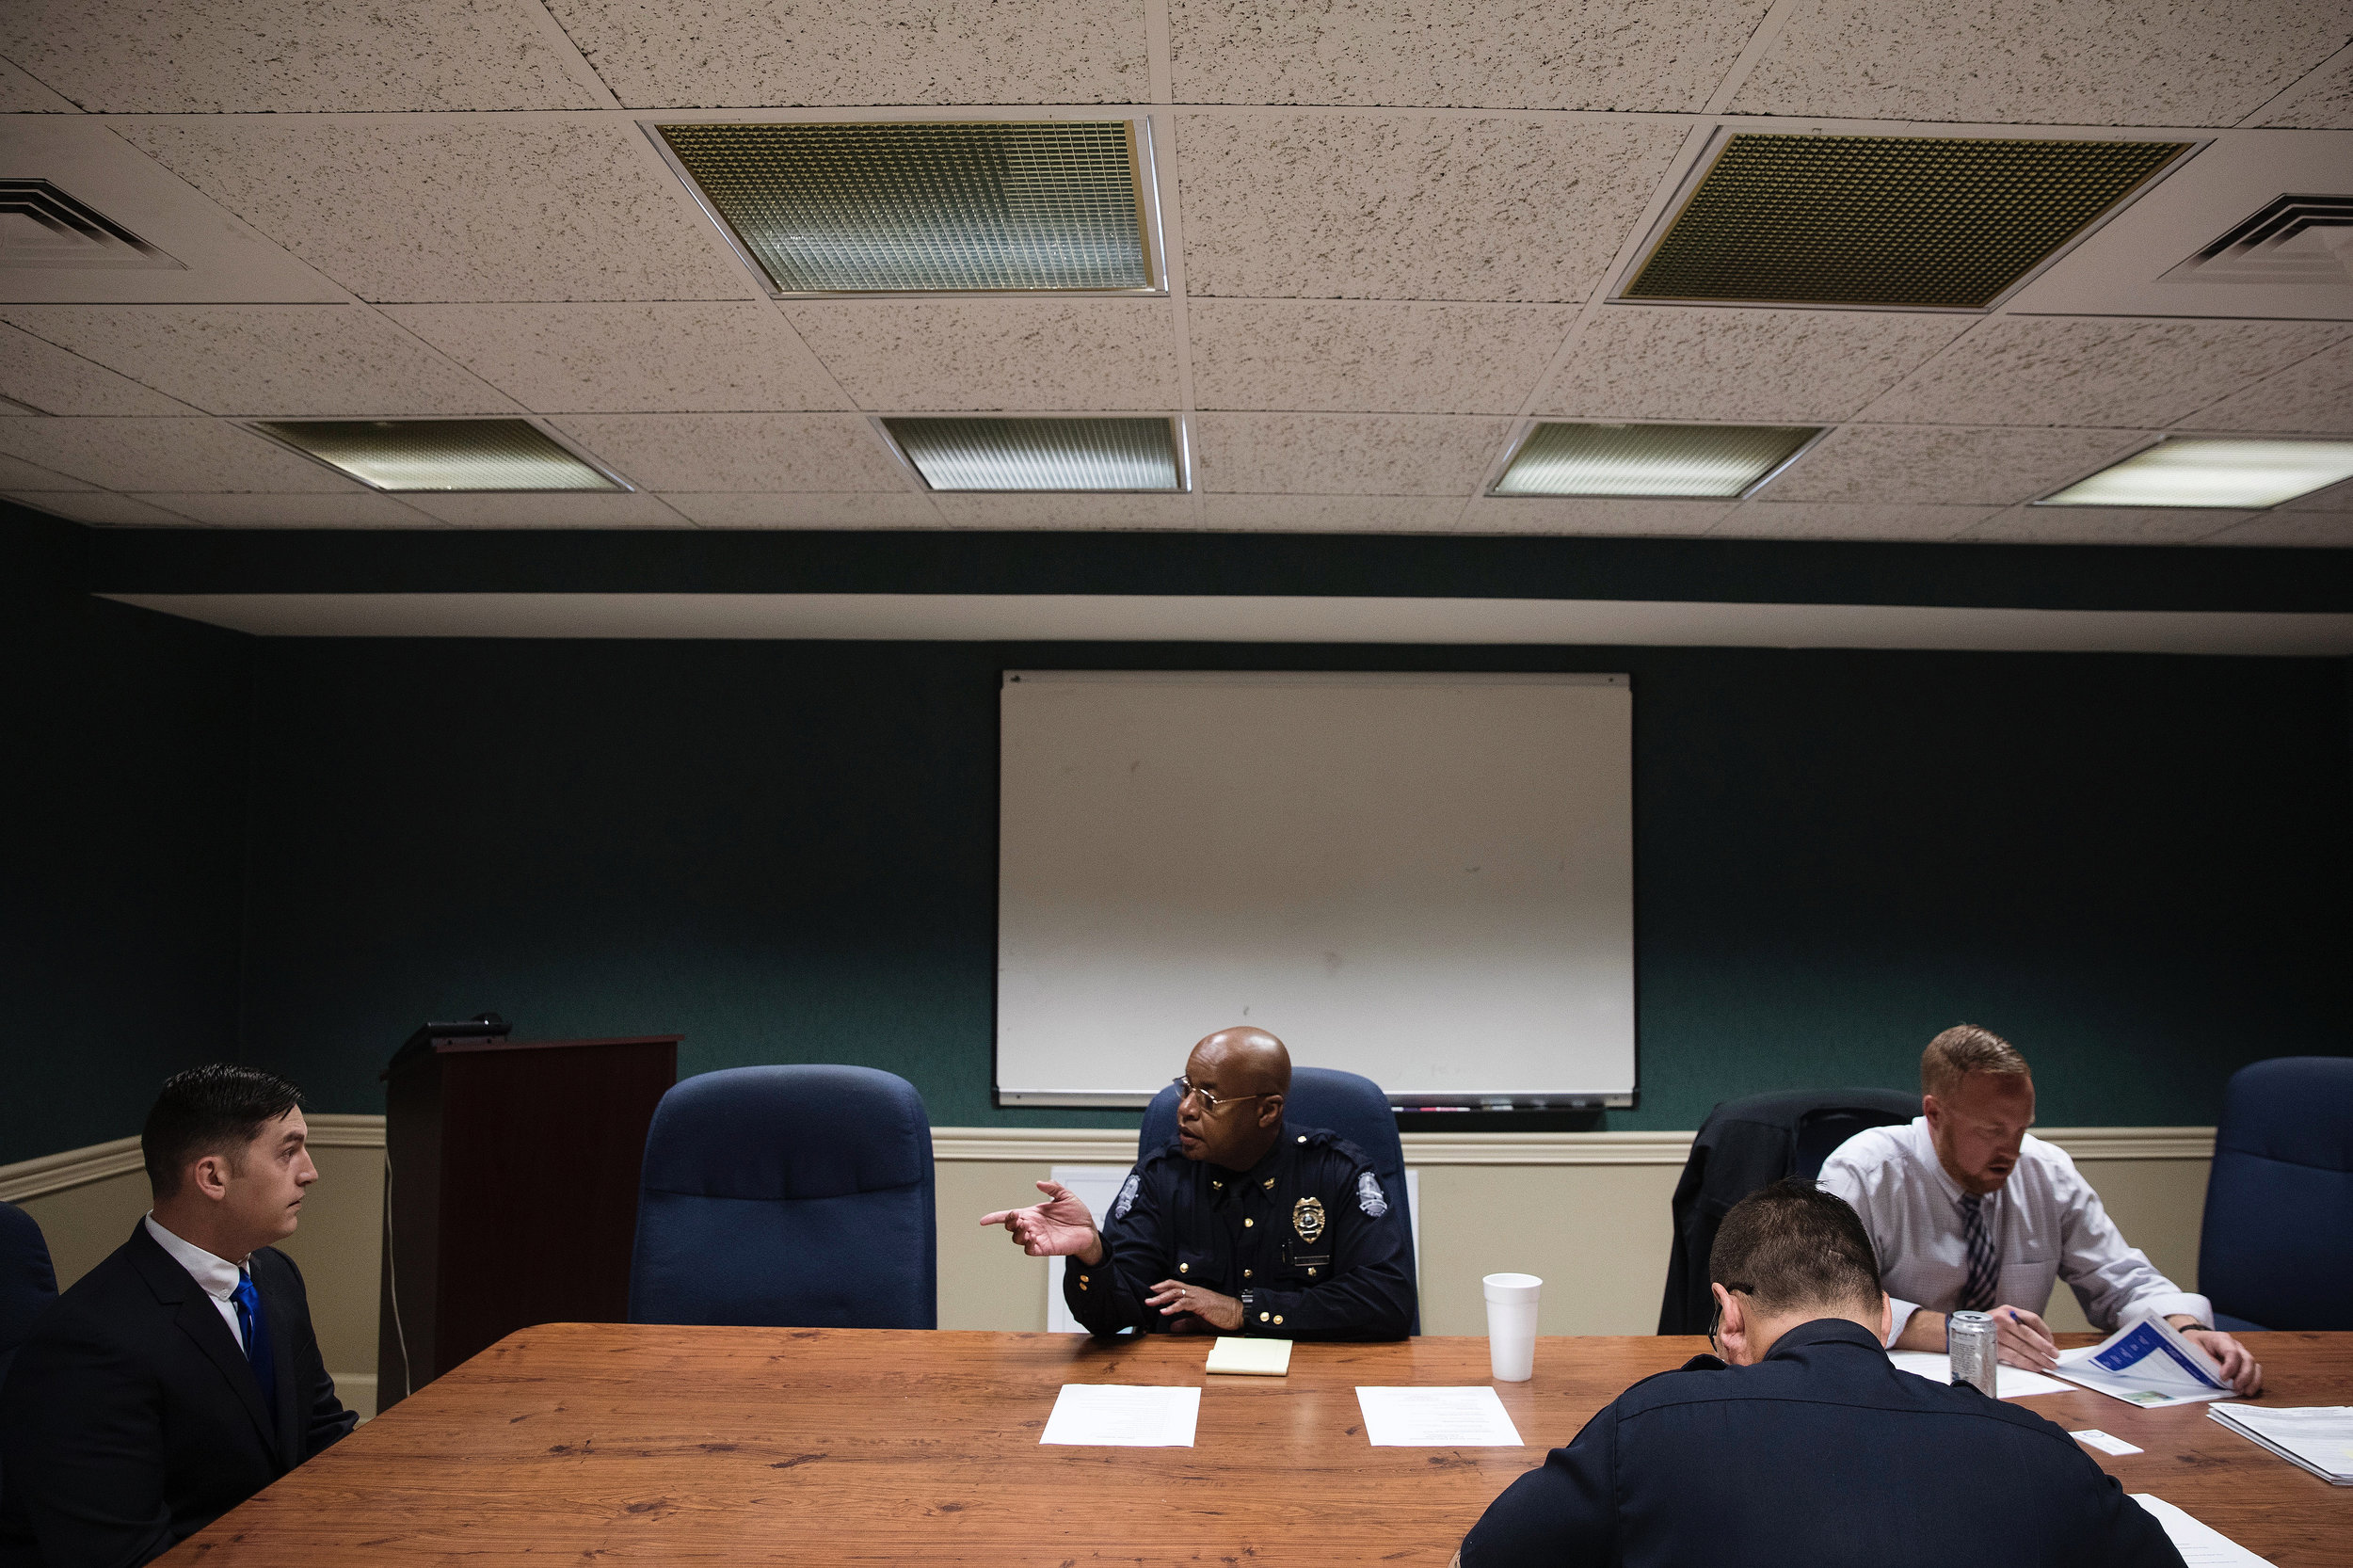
[1172,1076,1273,1114]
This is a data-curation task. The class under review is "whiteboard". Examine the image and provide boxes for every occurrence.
[996,671,1635,1108]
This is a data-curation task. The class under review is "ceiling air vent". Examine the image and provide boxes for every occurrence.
[653,120,1157,296]
[0,179,182,270]
[1619,135,2192,311]
[884,416,1184,491]
[2161,195,2353,286]
[251,419,626,492]
[1493,422,1820,499]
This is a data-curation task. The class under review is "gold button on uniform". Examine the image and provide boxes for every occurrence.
[1243,1217,1254,1228]
[1273,1315,1284,1325]
[1242,1269,1252,1278]
[1259,1312,1270,1322]
[1178,1263,1189,1273]
[1306,1268,1317,1276]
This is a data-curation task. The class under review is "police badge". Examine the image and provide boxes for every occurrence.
[1291,1195,1326,1243]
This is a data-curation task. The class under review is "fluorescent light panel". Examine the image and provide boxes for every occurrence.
[2041,440,2353,509]
[253,420,621,492]
[886,416,1183,491]
[1494,423,1819,498]
[656,121,1153,294]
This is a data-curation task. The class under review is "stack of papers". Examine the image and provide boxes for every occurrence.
[2207,1404,2353,1485]
[1354,1386,1524,1448]
[2052,1318,2232,1409]
[1206,1337,1292,1377]
[1888,1350,2072,1400]
[1038,1384,1202,1447]
[2129,1496,2269,1566]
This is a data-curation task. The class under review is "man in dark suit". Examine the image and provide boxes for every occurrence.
[0,1065,356,1568]
[1456,1179,2185,1568]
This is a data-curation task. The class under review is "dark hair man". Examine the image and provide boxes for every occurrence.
[1455,1181,2185,1567]
[1819,1024,2259,1394]
[0,1065,356,1568]
[980,1027,1413,1339]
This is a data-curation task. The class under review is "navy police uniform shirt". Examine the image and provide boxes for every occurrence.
[1461,1319,2185,1568]
[1064,1123,1414,1340]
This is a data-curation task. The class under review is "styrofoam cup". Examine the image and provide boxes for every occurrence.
[1483,1272,1544,1382]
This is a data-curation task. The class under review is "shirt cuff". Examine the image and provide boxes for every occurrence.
[2137,1291,2213,1329]
[1885,1297,1920,1348]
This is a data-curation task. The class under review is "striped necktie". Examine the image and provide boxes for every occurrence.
[1959,1192,1998,1312]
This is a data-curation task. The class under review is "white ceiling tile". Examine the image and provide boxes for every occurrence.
[1195,412,1511,493]
[115,118,755,304]
[0,453,95,488]
[1711,503,1999,541]
[1535,307,1972,423]
[0,306,511,417]
[1863,318,2350,429]
[784,301,1179,410]
[1962,505,2250,545]
[1728,1,2348,125]
[2249,45,2353,127]
[1197,494,1464,532]
[0,417,360,491]
[2179,340,2353,434]
[2198,511,2353,545]
[1168,0,1773,111]
[385,303,846,413]
[0,57,79,112]
[395,490,695,527]
[5,490,196,526]
[0,2,600,112]
[928,494,1199,529]
[663,492,943,527]
[1759,425,2145,505]
[128,491,441,527]
[1190,301,1575,413]
[1176,112,1688,301]
[1459,496,1731,536]
[543,0,1148,107]
[0,324,196,416]
[548,413,912,490]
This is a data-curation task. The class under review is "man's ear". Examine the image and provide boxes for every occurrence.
[1711,1282,1744,1357]
[1878,1291,1894,1346]
[1258,1093,1284,1129]
[187,1153,232,1203]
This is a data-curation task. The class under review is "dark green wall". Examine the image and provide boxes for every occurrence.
[3,518,253,1161]
[230,637,2351,1137]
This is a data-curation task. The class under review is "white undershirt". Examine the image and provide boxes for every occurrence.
[144,1212,250,1352]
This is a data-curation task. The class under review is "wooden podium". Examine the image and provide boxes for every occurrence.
[376,1032,678,1411]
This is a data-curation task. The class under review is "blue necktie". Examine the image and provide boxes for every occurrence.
[1960,1193,1998,1313]
[232,1271,278,1423]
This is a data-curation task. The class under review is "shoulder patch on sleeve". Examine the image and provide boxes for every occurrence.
[1355,1169,1389,1218]
[1113,1172,1141,1220]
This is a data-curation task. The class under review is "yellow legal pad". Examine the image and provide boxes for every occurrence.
[1207,1337,1293,1377]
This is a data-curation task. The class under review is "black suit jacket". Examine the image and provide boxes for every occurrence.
[0,1223,356,1568]
[1462,1320,2185,1568]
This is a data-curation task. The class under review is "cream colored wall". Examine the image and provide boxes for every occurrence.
[10,1132,2216,1404]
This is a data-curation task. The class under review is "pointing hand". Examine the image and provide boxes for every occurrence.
[980,1180,1104,1263]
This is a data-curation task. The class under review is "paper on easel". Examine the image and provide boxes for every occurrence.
[1206,1337,1292,1376]
[2052,1318,2231,1409]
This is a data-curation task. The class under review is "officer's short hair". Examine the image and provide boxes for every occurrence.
[1921,1023,2030,1100]
[142,1064,304,1200]
[1709,1179,1882,1318]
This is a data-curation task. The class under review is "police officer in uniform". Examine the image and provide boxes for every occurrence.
[980,1027,1414,1340]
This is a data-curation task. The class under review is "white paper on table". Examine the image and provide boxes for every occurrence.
[2207,1404,2353,1484]
[1888,1351,2073,1400]
[2071,1428,2144,1456]
[1354,1386,1524,1448]
[2128,1496,2270,1566]
[1039,1384,1202,1447]
[2053,1319,2232,1410]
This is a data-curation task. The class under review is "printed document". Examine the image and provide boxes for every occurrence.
[1039,1384,1202,1448]
[2207,1404,2353,1484]
[2053,1318,2231,1409]
[1354,1386,1524,1448]
[1888,1350,2072,1400]
[2128,1496,2268,1566]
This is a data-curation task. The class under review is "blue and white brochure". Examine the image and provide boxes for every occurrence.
[2053,1316,2232,1409]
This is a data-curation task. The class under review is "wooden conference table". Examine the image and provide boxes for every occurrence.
[173,1327,2351,1567]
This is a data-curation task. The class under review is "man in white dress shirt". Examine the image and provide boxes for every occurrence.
[1818,1024,2260,1394]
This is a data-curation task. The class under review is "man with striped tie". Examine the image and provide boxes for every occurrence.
[1818,1025,2261,1395]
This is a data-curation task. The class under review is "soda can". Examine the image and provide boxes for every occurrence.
[1948,1310,1999,1397]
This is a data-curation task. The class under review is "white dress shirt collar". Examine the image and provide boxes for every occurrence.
[144,1212,246,1302]
[1900,1117,1977,1211]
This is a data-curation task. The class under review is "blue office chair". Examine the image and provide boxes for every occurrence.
[628,1065,936,1329]
[0,1200,57,1500]
[1139,1065,1418,1333]
[2198,1056,2353,1332]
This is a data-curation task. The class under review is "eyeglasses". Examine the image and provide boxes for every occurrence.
[1171,1076,1274,1114]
